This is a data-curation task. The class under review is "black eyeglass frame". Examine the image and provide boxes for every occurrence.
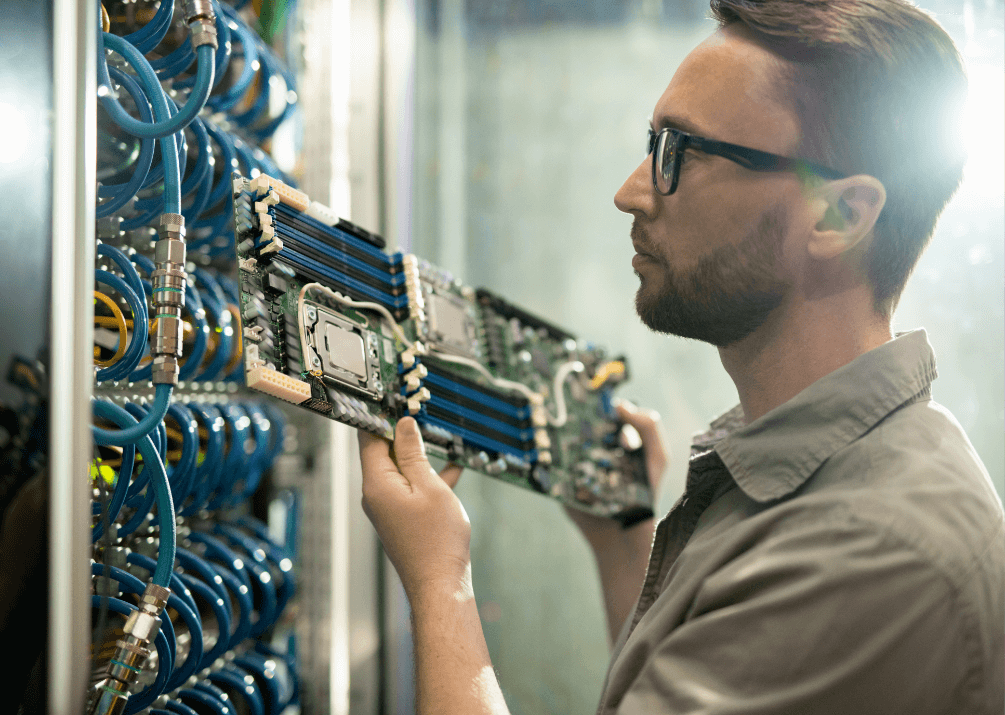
[648,127,847,196]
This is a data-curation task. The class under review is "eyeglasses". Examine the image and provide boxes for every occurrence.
[648,126,846,195]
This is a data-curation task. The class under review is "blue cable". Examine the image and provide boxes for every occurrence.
[90,595,173,708]
[206,404,249,509]
[91,441,135,542]
[178,687,229,715]
[234,650,287,713]
[100,33,216,141]
[254,641,300,708]
[166,403,199,508]
[191,270,233,380]
[179,403,224,515]
[97,244,145,298]
[94,269,148,382]
[176,571,231,671]
[126,551,199,616]
[98,34,182,213]
[123,0,174,54]
[201,121,239,211]
[176,2,231,90]
[151,37,195,78]
[209,664,265,715]
[88,563,203,697]
[214,523,279,636]
[234,515,295,617]
[91,400,176,587]
[164,701,200,715]
[181,282,210,380]
[96,68,155,217]
[93,383,172,447]
[208,4,259,113]
[187,533,254,649]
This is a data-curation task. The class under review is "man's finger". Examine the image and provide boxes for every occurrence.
[439,463,463,489]
[393,417,435,485]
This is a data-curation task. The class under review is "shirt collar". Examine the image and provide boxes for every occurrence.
[708,329,938,503]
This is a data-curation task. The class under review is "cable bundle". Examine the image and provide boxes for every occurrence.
[89,2,303,712]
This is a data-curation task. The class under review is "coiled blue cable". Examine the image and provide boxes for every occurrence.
[91,442,135,542]
[91,595,173,709]
[208,3,259,113]
[178,686,229,715]
[99,32,215,142]
[93,383,172,447]
[187,533,254,649]
[126,551,198,615]
[235,650,288,713]
[191,270,233,380]
[179,283,210,381]
[206,404,249,509]
[123,0,174,54]
[163,700,200,715]
[176,2,231,90]
[215,523,279,637]
[94,269,148,382]
[89,563,203,697]
[96,68,155,218]
[91,401,176,587]
[179,403,224,515]
[98,34,182,213]
[166,403,199,508]
[209,664,265,715]
[175,570,231,671]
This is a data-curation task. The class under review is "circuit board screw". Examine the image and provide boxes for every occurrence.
[312,356,321,367]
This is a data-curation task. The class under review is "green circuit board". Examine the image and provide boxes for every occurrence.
[232,173,653,523]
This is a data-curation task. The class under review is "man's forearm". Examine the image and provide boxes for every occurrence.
[409,569,511,715]
[587,518,656,644]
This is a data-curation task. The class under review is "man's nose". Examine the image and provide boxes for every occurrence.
[614,158,657,219]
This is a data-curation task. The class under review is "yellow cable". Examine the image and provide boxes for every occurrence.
[222,304,244,375]
[100,3,110,32]
[589,360,626,391]
[94,291,127,367]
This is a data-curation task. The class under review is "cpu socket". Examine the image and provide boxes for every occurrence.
[312,306,384,399]
[425,288,479,358]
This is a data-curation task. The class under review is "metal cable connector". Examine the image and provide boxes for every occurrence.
[183,0,218,49]
[88,583,172,715]
[151,214,187,385]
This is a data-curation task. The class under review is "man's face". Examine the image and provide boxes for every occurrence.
[615,25,809,347]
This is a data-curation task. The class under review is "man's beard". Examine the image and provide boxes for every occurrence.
[633,205,790,348]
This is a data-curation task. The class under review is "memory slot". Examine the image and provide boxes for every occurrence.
[422,380,531,429]
[425,404,532,452]
[422,363,531,414]
[274,203,401,268]
[271,214,403,280]
[274,223,405,292]
[424,395,533,442]
[277,247,409,315]
[419,411,536,462]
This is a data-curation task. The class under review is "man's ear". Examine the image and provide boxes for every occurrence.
[806,175,886,260]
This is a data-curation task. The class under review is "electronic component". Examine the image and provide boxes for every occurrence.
[234,174,652,522]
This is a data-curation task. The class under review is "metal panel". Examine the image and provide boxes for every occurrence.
[49,0,96,711]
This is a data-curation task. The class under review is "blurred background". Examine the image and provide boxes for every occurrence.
[392,0,1004,713]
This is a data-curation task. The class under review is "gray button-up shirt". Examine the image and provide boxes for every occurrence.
[597,330,1004,715]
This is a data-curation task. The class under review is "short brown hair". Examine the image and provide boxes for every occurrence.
[710,0,968,315]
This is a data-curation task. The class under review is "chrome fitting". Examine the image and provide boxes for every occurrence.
[189,18,218,49]
[182,0,215,22]
[88,584,170,715]
[158,213,185,242]
[152,355,181,386]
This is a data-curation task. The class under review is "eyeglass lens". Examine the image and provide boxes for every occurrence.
[654,129,676,195]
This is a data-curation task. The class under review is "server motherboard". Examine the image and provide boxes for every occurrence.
[232,174,653,524]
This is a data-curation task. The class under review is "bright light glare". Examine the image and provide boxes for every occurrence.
[0,103,30,164]
[961,65,1004,197]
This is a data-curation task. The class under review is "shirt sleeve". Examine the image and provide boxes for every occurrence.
[615,512,979,715]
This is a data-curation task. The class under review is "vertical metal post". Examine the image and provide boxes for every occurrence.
[49,0,96,711]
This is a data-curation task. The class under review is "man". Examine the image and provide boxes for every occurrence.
[359,0,1005,713]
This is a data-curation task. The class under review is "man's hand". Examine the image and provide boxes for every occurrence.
[564,400,668,644]
[359,417,470,600]
[359,418,511,715]
[564,400,667,546]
